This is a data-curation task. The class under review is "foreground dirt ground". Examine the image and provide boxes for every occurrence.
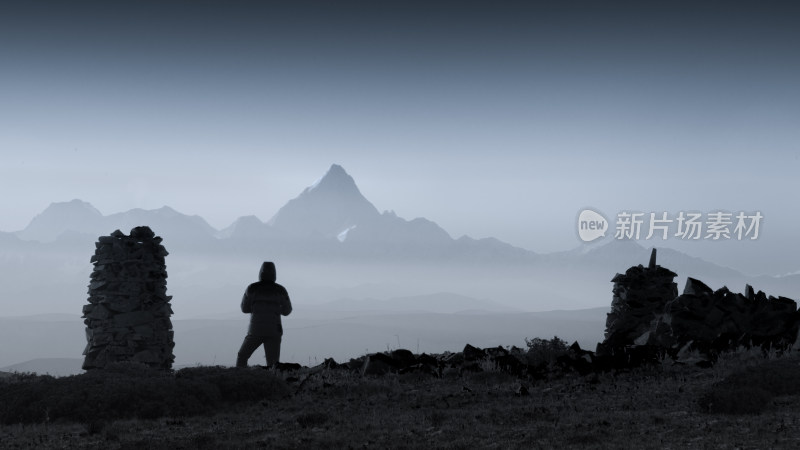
[3,353,800,449]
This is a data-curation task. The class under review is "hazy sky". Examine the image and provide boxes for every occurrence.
[1,1,798,266]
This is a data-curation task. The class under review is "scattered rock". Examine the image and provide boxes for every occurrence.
[557,342,595,375]
[493,354,528,376]
[390,349,417,368]
[321,358,340,369]
[361,352,401,376]
[463,344,486,361]
[275,362,303,372]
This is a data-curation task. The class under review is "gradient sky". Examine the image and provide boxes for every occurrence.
[1,1,798,273]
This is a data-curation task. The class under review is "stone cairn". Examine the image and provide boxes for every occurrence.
[82,226,175,370]
[597,248,678,359]
[598,248,799,364]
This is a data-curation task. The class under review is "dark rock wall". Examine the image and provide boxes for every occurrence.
[600,249,799,361]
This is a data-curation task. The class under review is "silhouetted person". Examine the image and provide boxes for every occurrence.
[236,261,292,368]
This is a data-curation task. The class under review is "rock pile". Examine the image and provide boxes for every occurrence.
[598,248,799,364]
[597,249,677,358]
[82,226,175,370]
[655,278,799,356]
[308,344,547,379]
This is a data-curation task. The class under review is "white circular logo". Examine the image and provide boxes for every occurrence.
[577,209,608,242]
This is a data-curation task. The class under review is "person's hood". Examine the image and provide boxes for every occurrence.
[259,262,276,282]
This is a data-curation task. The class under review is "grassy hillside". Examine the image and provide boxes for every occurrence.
[1,347,799,449]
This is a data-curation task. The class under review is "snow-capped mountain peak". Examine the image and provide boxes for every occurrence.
[268,164,379,238]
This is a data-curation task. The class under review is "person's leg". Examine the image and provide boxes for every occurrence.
[236,334,264,367]
[263,335,282,367]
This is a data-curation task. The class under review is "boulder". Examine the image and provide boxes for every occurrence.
[361,352,401,376]
[463,344,487,361]
[390,349,417,369]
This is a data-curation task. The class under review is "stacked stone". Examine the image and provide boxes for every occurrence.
[82,226,175,370]
[599,249,678,354]
[598,248,800,365]
[657,279,798,355]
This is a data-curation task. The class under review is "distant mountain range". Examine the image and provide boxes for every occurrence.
[9,164,535,262]
[0,358,82,377]
[15,200,216,244]
[1,163,798,317]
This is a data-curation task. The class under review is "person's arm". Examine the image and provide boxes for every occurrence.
[280,286,292,316]
[241,286,252,314]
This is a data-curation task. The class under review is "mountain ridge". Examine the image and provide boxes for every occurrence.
[12,164,533,261]
[5,163,773,279]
